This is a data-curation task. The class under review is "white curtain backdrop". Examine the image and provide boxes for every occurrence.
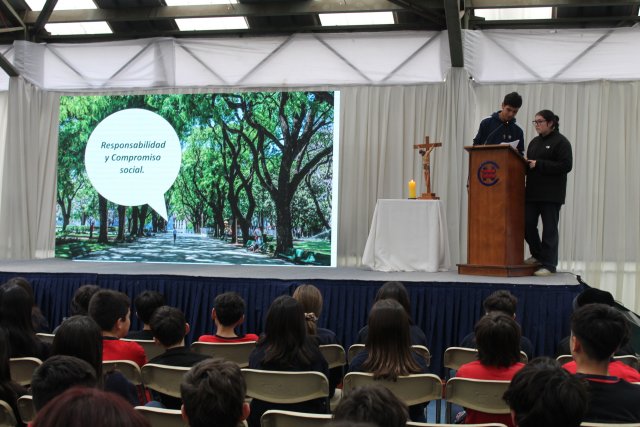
[337,68,477,267]
[0,90,8,218]
[0,77,59,259]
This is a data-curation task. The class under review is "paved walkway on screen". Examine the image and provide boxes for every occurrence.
[76,232,290,265]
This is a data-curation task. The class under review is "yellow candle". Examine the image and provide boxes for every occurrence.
[408,179,416,199]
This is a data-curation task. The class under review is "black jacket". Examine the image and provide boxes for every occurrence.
[525,130,573,204]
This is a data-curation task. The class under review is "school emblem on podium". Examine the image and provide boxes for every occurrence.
[477,161,500,187]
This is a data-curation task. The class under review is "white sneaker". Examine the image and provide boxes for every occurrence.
[524,256,539,265]
[534,267,554,277]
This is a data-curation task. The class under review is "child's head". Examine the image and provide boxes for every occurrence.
[70,285,100,316]
[333,384,408,427]
[31,355,98,411]
[133,291,165,326]
[52,315,104,379]
[88,290,131,337]
[571,303,629,362]
[32,387,150,427]
[212,292,246,327]
[181,359,249,427]
[475,312,521,368]
[150,306,189,348]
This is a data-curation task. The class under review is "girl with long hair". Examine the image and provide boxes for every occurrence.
[247,295,329,427]
[292,284,336,345]
[0,282,49,359]
[357,281,427,346]
[4,277,49,333]
[0,328,28,424]
[349,299,428,421]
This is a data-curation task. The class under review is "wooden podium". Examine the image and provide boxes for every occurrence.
[458,145,537,277]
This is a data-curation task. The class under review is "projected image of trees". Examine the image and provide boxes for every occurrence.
[55,92,335,266]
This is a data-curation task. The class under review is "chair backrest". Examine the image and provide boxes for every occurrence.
[9,357,43,386]
[0,400,17,427]
[412,345,432,367]
[17,395,35,424]
[191,341,256,367]
[134,406,187,427]
[444,347,526,370]
[122,338,164,360]
[103,360,143,385]
[36,333,55,344]
[319,344,346,369]
[407,423,508,426]
[580,423,640,427]
[260,409,331,427]
[613,354,640,370]
[445,378,511,414]
[347,344,365,364]
[141,363,191,398]
[343,372,442,406]
[242,369,329,404]
[556,354,573,365]
[443,347,478,370]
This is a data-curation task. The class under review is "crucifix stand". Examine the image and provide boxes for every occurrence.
[413,137,442,200]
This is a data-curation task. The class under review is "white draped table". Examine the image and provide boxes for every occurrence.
[362,199,451,272]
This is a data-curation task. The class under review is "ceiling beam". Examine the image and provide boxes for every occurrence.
[32,0,59,34]
[23,22,442,43]
[0,52,19,77]
[0,0,26,36]
[469,0,639,7]
[444,0,464,67]
[470,15,640,28]
[389,0,448,27]
[23,0,432,24]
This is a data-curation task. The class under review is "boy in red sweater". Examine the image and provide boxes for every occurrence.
[88,289,147,367]
[198,292,258,343]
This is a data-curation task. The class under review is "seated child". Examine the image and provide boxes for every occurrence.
[127,290,165,340]
[198,292,258,343]
[31,355,98,411]
[148,306,210,409]
[181,359,250,427]
[88,289,147,368]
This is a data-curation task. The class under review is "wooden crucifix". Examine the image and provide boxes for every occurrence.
[413,136,442,200]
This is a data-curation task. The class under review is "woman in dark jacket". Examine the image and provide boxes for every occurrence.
[525,109,573,277]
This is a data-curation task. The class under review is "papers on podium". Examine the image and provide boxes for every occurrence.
[500,140,520,151]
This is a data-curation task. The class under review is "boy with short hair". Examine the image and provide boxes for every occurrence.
[198,292,258,343]
[88,289,147,367]
[570,303,640,423]
[503,357,587,427]
[460,290,533,359]
[127,290,165,340]
[148,305,210,409]
[31,355,98,411]
[181,359,250,427]
[332,384,408,427]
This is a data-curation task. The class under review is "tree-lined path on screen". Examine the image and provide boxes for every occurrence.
[74,232,289,265]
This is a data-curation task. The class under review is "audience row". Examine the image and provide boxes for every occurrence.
[1,276,639,427]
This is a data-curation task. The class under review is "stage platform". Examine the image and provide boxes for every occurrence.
[0,259,584,376]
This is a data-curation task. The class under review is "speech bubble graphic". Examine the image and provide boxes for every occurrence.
[84,108,181,221]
